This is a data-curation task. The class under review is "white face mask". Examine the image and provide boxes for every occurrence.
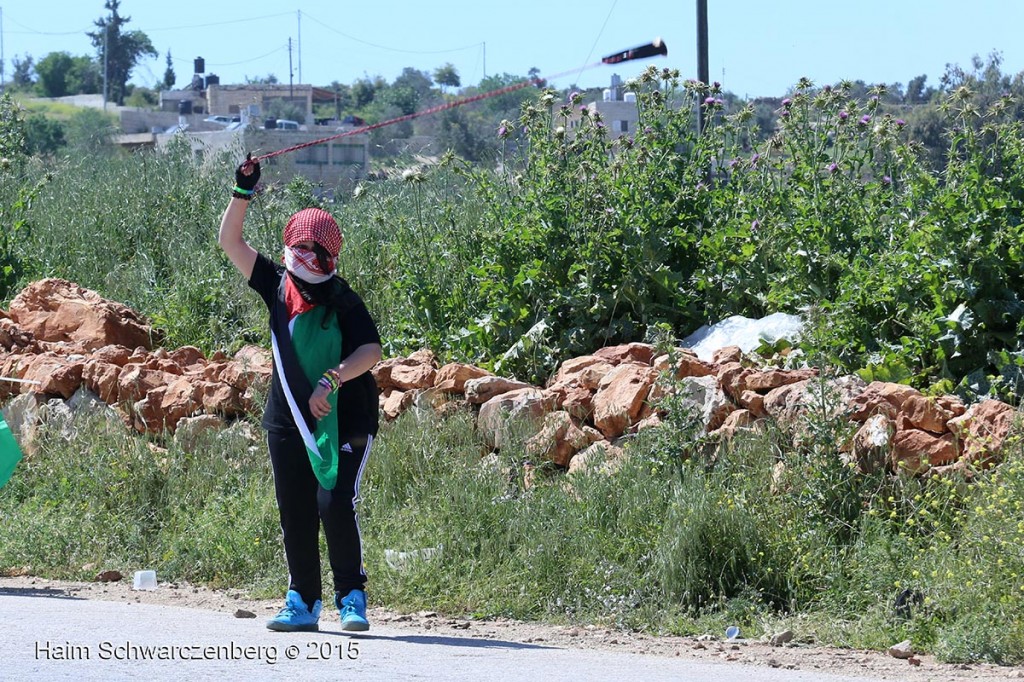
[284,246,336,284]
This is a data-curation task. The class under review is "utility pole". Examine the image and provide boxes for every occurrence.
[696,0,709,134]
[288,37,293,101]
[482,42,486,79]
[297,10,302,84]
[1,6,5,94]
[103,23,109,110]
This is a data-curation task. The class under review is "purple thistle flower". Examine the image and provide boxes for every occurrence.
[870,95,879,102]
[713,81,721,89]
[823,84,832,93]
[751,153,761,164]
[828,162,838,173]
[729,158,739,168]
[839,111,849,120]
[497,125,507,138]
[859,115,871,125]
[896,119,906,127]
[596,121,605,128]
[882,175,892,185]
[715,98,723,105]
[644,126,654,135]
[704,96,716,105]
[781,110,790,118]
[751,220,760,231]
[782,98,792,107]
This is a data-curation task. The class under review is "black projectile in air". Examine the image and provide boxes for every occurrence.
[601,38,668,65]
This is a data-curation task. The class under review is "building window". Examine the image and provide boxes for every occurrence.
[332,144,365,165]
[296,146,328,165]
[619,120,628,132]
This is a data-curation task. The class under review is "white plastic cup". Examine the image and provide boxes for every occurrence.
[132,570,157,591]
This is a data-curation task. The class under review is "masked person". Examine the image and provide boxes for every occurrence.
[218,157,382,632]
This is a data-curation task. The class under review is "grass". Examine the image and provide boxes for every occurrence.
[3,400,1023,664]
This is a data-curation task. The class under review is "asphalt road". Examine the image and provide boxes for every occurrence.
[0,588,883,682]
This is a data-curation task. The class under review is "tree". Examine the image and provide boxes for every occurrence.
[67,55,101,95]
[35,52,75,97]
[88,0,157,106]
[433,63,460,92]
[387,67,434,115]
[11,55,35,89]
[351,77,378,108]
[24,113,66,156]
[244,73,279,85]
[162,50,176,90]
[906,74,934,104]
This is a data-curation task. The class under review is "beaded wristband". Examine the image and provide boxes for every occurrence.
[319,368,343,392]
[231,186,255,200]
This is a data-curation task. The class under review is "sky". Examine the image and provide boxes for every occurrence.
[4,1,1024,99]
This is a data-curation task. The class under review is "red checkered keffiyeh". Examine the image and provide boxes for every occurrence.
[283,208,343,257]
[281,208,344,320]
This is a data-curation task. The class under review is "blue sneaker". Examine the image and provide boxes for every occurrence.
[336,589,369,631]
[266,590,321,632]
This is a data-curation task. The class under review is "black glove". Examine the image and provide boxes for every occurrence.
[233,153,260,199]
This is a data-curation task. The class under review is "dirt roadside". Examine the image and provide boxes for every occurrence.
[2,575,1021,681]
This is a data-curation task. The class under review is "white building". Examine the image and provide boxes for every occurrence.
[566,74,639,140]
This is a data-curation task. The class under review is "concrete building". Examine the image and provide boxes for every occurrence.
[566,74,639,140]
[159,83,337,125]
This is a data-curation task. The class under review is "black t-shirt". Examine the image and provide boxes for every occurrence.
[247,252,380,440]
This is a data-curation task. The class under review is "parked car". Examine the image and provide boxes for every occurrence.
[204,115,240,125]
[275,119,300,130]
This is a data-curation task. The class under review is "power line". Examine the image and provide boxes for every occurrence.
[169,45,288,68]
[137,12,295,33]
[2,10,294,37]
[4,14,90,36]
[575,0,618,85]
[300,11,482,55]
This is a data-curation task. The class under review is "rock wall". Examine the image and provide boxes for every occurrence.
[1,279,1019,478]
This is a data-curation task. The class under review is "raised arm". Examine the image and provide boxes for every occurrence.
[218,157,260,279]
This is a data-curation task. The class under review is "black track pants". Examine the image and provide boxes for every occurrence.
[267,430,373,609]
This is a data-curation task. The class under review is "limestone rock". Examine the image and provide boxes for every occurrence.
[173,414,226,451]
[712,345,742,365]
[852,414,893,473]
[849,381,920,421]
[891,429,957,475]
[465,376,533,405]
[382,389,415,421]
[21,353,84,399]
[9,278,153,351]
[745,368,818,392]
[221,346,272,392]
[433,363,490,394]
[593,364,658,438]
[593,342,656,366]
[948,399,1017,467]
[389,363,437,391]
[525,410,590,467]
[477,387,555,449]
[674,375,736,432]
[82,360,123,404]
[568,441,625,475]
[901,394,954,434]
